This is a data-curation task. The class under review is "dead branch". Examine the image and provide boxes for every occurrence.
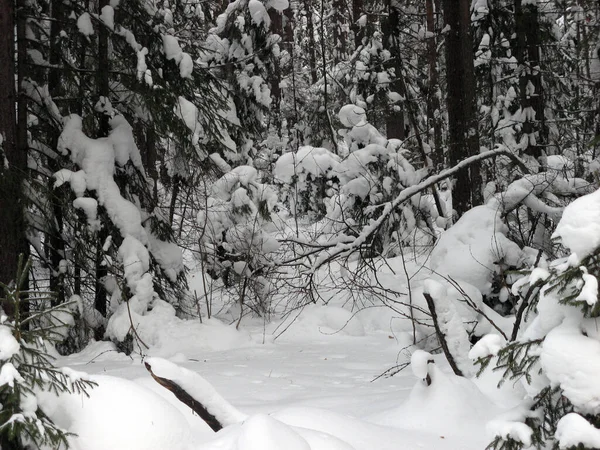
[144,361,223,432]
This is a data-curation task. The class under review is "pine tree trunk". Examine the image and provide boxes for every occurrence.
[382,1,404,140]
[332,0,346,63]
[515,0,545,160]
[304,0,318,84]
[94,0,111,316]
[352,0,364,48]
[426,0,443,168]
[443,0,482,216]
[0,0,28,311]
[48,0,67,306]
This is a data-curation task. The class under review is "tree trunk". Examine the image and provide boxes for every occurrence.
[443,0,482,216]
[332,0,346,63]
[426,0,443,168]
[0,0,28,310]
[304,0,317,84]
[515,0,545,160]
[48,0,67,306]
[382,1,405,140]
[94,0,111,315]
[352,0,364,48]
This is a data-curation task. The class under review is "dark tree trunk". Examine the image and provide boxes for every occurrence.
[382,1,405,140]
[304,0,318,84]
[48,0,67,306]
[426,0,443,168]
[0,0,28,313]
[268,7,283,134]
[352,0,364,48]
[515,0,545,159]
[332,0,346,63]
[94,0,111,316]
[443,0,482,216]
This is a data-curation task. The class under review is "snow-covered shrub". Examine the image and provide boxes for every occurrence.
[0,256,95,449]
[55,114,185,346]
[474,187,600,450]
[326,105,444,256]
[198,165,279,315]
[274,146,340,218]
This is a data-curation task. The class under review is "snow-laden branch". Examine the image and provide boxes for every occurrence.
[310,148,529,271]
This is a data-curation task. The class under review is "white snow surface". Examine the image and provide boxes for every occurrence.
[45,299,519,450]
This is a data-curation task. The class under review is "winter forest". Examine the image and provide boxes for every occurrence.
[1,0,600,448]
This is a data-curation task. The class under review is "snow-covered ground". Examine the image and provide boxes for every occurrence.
[47,307,518,450]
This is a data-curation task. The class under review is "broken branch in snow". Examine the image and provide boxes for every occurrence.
[145,361,223,432]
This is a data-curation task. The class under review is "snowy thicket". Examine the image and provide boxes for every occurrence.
[3,0,600,449]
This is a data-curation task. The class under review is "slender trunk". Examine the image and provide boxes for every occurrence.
[0,0,27,303]
[443,0,482,216]
[48,0,66,305]
[352,0,364,48]
[304,0,317,84]
[332,0,346,63]
[426,0,442,168]
[515,0,545,160]
[382,1,405,140]
[268,7,283,134]
[95,0,110,315]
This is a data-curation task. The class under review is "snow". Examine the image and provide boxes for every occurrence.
[45,304,518,450]
[37,375,197,450]
[100,5,114,29]
[576,266,598,306]
[146,357,248,426]
[0,325,20,360]
[77,13,94,36]
[553,188,600,260]
[410,350,433,380]
[248,0,270,28]
[555,413,600,449]
[0,362,22,388]
[541,321,600,414]
[338,104,367,128]
[430,202,522,295]
[468,334,506,360]
[267,0,289,12]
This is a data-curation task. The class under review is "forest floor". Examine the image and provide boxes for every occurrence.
[51,297,517,450]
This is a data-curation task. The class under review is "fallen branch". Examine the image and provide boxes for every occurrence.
[145,361,223,432]
[422,292,463,377]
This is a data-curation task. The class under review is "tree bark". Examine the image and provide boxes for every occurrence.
[351,0,364,48]
[515,0,545,160]
[145,362,224,432]
[443,0,482,216]
[426,0,443,168]
[304,0,317,84]
[0,0,28,311]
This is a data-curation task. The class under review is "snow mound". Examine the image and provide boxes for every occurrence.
[368,364,498,444]
[430,202,522,295]
[37,375,196,450]
[553,188,600,260]
[556,413,600,449]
